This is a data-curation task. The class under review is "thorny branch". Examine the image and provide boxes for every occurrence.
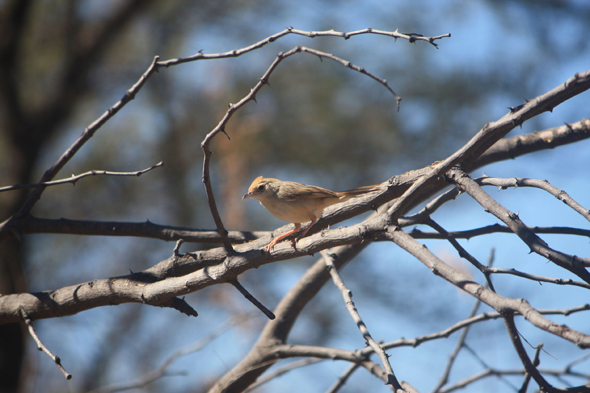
[0,162,163,192]
[322,251,402,391]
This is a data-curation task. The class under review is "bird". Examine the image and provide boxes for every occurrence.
[243,176,380,251]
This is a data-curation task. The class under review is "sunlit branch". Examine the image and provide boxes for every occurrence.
[383,227,590,348]
[321,250,402,391]
[158,27,451,67]
[478,176,590,223]
[446,168,590,279]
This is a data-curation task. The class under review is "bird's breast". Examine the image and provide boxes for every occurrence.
[259,197,329,224]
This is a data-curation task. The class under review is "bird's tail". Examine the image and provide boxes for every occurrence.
[337,184,381,199]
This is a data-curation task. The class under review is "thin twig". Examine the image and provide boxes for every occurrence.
[486,267,590,290]
[0,162,163,192]
[326,363,361,393]
[519,344,543,393]
[321,250,402,391]
[502,313,552,391]
[408,224,590,241]
[364,304,590,355]
[462,344,518,390]
[432,250,495,393]
[15,56,160,216]
[20,308,72,380]
[422,218,493,289]
[230,280,275,320]
[432,296,483,392]
[439,366,590,393]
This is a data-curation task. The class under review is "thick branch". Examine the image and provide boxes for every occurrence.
[475,119,590,168]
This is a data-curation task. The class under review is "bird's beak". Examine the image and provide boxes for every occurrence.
[242,193,251,200]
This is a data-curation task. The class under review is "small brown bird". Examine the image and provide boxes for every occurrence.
[243,176,380,251]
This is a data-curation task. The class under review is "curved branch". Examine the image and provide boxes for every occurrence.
[446,168,590,280]
[158,27,450,67]
[478,176,590,223]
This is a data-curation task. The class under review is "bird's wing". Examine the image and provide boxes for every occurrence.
[277,181,338,201]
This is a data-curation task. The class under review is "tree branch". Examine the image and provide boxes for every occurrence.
[0,162,163,192]
[157,27,451,68]
[321,251,402,391]
[446,168,590,282]
[477,176,590,223]
[8,216,268,243]
[383,227,590,348]
[229,280,275,320]
[20,308,72,380]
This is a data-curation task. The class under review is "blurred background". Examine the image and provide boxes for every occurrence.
[1,0,589,392]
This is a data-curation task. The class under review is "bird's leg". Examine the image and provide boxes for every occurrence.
[265,223,302,252]
[293,219,318,247]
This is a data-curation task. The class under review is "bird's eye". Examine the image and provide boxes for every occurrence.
[257,185,265,191]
